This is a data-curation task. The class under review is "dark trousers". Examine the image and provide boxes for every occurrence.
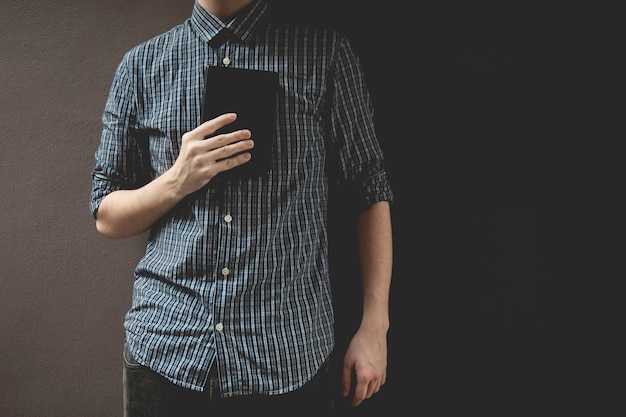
[123,343,336,417]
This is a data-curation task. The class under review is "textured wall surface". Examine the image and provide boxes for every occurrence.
[0,2,192,416]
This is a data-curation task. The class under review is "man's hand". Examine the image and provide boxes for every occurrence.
[169,112,254,196]
[341,326,388,407]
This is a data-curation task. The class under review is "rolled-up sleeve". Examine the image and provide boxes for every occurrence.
[326,35,394,212]
[90,56,152,218]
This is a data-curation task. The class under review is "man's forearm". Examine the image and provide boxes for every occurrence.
[95,171,185,239]
[357,200,393,331]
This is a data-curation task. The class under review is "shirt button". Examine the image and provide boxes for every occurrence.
[224,214,233,223]
[215,323,224,332]
[222,57,231,66]
[221,267,230,276]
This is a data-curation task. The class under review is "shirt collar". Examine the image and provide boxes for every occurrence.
[190,0,270,44]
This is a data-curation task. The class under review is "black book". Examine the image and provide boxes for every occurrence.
[201,66,279,179]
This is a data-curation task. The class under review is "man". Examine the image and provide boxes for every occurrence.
[90,0,393,415]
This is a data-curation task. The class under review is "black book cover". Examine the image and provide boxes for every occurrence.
[201,66,279,179]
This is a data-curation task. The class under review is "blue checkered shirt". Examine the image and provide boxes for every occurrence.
[90,0,393,396]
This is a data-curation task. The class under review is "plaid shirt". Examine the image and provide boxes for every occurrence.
[90,0,393,396]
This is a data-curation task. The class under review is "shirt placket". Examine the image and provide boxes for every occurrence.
[208,33,241,391]
[214,194,245,392]
[218,35,233,68]
[208,31,231,326]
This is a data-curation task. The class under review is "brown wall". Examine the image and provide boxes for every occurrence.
[0,2,192,416]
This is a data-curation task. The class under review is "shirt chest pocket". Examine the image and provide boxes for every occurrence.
[281,72,326,119]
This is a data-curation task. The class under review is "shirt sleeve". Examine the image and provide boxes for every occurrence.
[325,34,394,212]
[89,54,153,218]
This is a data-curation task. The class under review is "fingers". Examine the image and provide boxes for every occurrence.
[182,112,249,143]
[182,112,252,154]
[342,363,386,407]
[190,113,238,141]
[341,365,353,399]
[170,113,255,195]
[182,112,254,160]
[351,371,384,407]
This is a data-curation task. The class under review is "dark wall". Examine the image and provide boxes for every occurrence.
[0,1,564,416]
[320,4,545,416]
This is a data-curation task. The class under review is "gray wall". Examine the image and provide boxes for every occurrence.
[0,2,192,416]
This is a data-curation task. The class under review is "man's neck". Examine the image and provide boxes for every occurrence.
[197,0,255,23]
